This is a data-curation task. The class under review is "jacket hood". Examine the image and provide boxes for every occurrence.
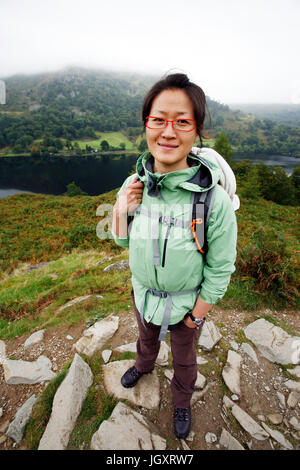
[136,150,222,197]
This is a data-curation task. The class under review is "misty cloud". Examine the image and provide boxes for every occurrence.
[0,0,299,103]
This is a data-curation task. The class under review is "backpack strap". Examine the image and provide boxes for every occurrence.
[190,186,215,255]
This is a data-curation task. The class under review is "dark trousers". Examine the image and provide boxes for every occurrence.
[131,289,201,409]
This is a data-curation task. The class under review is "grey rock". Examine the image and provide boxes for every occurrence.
[38,354,93,450]
[186,431,195,442]
[155,341,170,366]
[241,342,259,364]
[230,341,239,351]
[222,350,242,396]
[284,380,300,393]
[114,342,137,353]
[102,349,112,363]
[219,428,244,450]
[90,402,166,450]
[276,391,286,409]
[231,404,269,440]
[205,432,217,443]
[287,391,300,408]
[74,314,119,357]
[191,383,213,405]
[103,260,129,272]
[57,295,102,313]
[114,341,170,366]
[231,394,239,401]
[196,355,208,365]
[198,321,222,351]
[0,340,6,364]
[24,262,51,273]
[164,369,173,382]
[257,415,266,422]
[24,330,45,349]
[3,355,56,384]
[93,257,114,266]
[243,319,300,365]
[223,395,235,409]
[261,422,293,449]
[181,439,191,450]
[102,360,160,409]
[267,413,283,425]
[290,417,300,432]
[164,369,206,389]
[287,366,300,379]
[6,395,37,444]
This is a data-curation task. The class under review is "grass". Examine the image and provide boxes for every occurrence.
[23,361,71,449]
[0,190,299,342]
[68,386,117,450]
[0,189,121,276]
[277,363,298,379]
[23,353,118,450]
[0,249,132,339]
[72,131,136,150]
[234,329,249,344]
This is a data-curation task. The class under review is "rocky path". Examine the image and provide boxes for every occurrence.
[0,296,299,451]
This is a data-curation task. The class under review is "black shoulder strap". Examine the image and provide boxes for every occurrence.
[191,186,215,255]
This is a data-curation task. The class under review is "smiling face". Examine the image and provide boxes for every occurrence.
[146,88,198,174]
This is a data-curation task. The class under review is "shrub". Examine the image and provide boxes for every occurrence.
[237,223,299,304]
[239,167,262,200]
[64,181,88,196]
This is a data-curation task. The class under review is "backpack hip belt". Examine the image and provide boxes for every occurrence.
[139,285,201,342]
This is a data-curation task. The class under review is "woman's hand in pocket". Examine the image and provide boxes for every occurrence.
[183,316,198,329]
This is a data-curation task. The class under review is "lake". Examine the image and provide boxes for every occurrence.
[0,153,138,199]
[231,153,299,176]
[0,152,299,199]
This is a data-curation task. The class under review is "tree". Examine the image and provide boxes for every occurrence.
[213,132,233,164]
[101,140,109,151]
[64,181,88,196]
[30,146,40,157]
[54,138,64,150]
[138,138,148,152]
[257,164,297,206]
[291,166,300,204]
[73,142,81,153]
[239,167,262,200]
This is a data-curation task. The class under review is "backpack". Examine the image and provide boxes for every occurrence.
[189,147,239,257]
[132,147,239,259]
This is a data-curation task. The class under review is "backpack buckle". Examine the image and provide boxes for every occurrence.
[190,218,205,254]
[190,218,203,230]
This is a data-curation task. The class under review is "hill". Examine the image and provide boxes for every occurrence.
[228,103,300,127]
[0,67,299,156]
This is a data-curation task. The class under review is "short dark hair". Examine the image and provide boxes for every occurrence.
[141,73,210,147]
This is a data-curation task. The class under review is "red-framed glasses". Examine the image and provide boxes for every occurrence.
[145,116,196,132]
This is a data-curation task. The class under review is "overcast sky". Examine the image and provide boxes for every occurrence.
[0,0,299,104]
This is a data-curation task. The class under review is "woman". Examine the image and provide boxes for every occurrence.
[112,73,237,440]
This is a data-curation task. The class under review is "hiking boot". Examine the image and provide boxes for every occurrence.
[173,407,191,439]
[121,366,154,388]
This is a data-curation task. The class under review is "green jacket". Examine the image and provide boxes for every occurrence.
[112,151,237,326]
